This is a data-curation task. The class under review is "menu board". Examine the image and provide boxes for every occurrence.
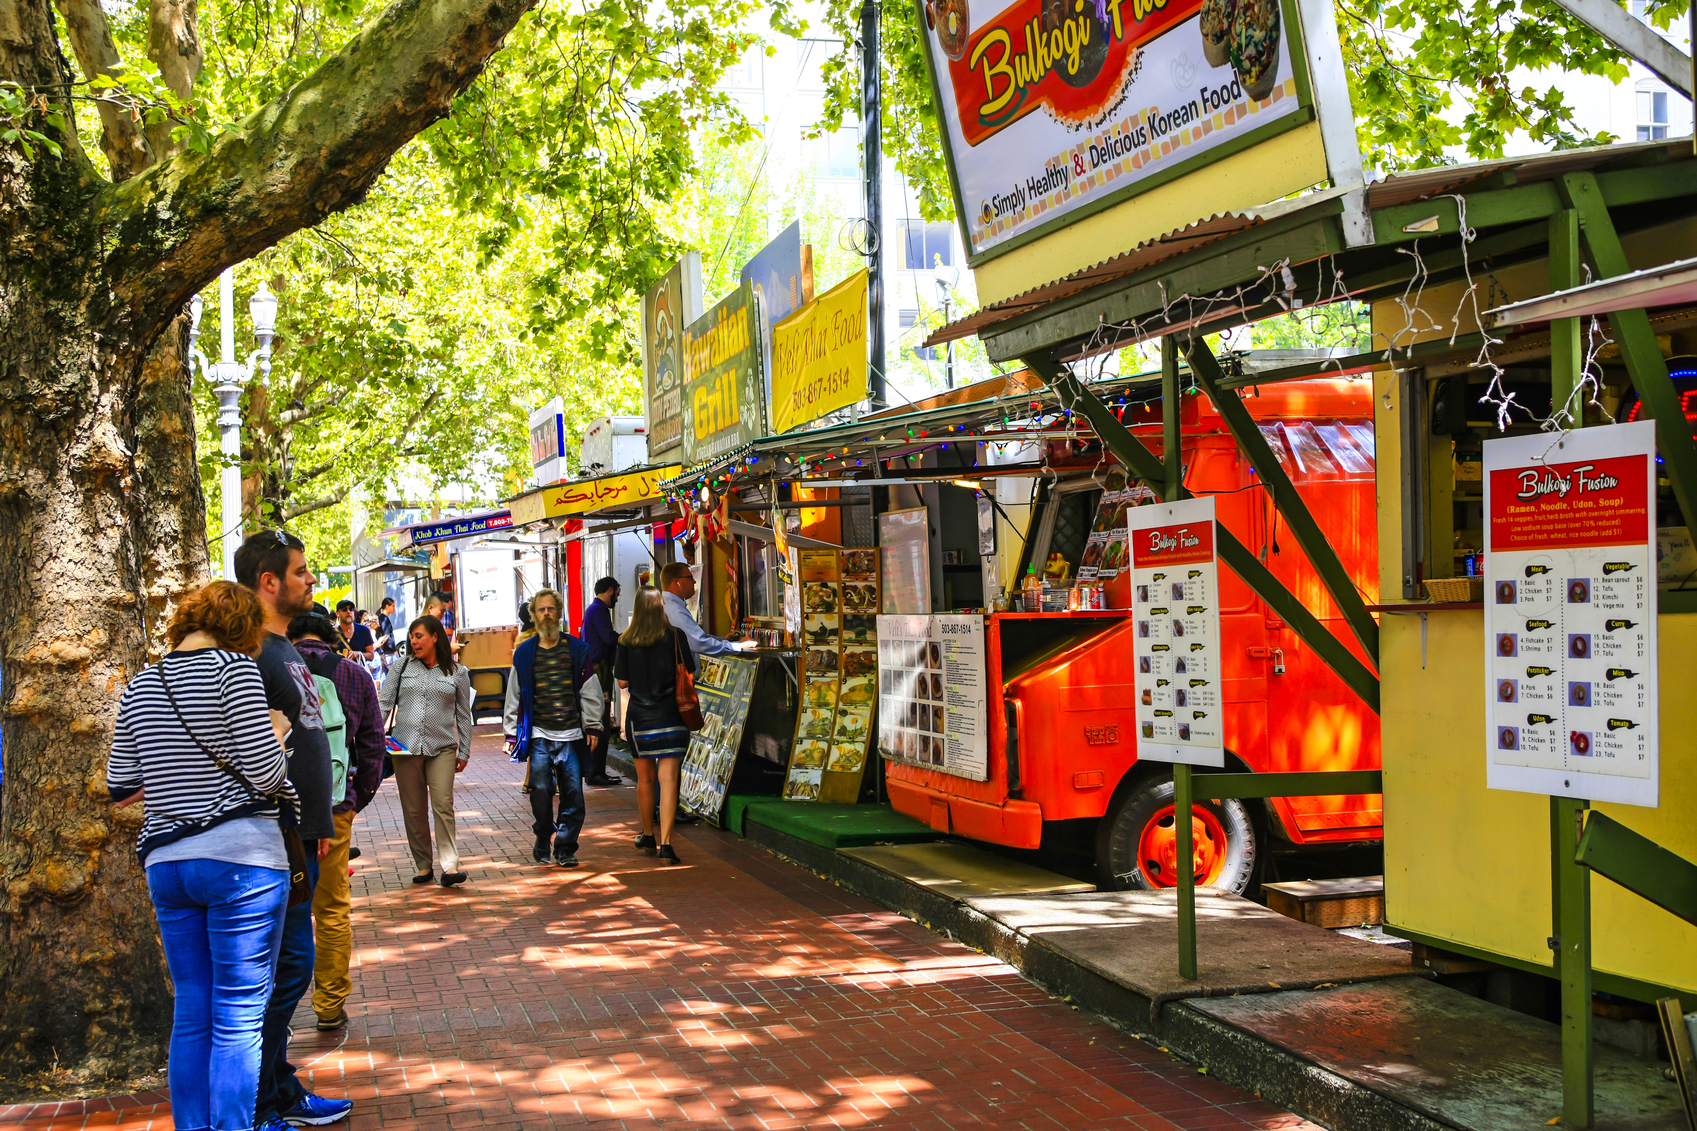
[1484,421,1658,807]
[1128,496,1226,767]
[1078,473,1157,583]
[785,549,882,800]
[678,653,759,824]
[879,507,931,614]
[876,614,989,781]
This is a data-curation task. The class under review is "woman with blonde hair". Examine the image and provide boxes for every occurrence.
[380,614,473,886]
[614,587,696,864]
[107,580,301,1131]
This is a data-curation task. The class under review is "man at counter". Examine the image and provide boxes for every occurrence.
[659,562,754,657]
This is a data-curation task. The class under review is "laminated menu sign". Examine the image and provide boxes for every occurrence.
[1077,472,1156,583]
[1484,421,1658,807]
[1128,496,1225,767]
[876,614,988,781]
[678,653,759,824]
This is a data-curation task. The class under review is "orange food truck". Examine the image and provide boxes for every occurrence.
[878,378,1381,892]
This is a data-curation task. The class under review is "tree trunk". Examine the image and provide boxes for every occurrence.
[0,0,538,1078]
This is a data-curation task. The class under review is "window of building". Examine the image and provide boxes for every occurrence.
[899,309,938,361]
[901,222,955,271]
[1638,83,1669,140]
[805,125,860,178]
[726,43,762,89]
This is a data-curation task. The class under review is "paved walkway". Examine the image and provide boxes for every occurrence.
[21,726,1318,1131]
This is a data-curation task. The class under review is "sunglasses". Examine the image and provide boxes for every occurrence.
[266,528,304,550]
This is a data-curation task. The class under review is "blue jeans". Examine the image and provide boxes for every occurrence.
[147,859,290,1131]
[528,738,585,853]
[256,844,319,1122]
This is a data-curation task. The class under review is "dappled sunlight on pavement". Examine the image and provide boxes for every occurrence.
[16,726,1323,1130]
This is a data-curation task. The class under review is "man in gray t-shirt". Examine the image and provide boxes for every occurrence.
[234,531,352,1130]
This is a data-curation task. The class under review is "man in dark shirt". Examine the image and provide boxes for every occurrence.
[503,589,604,866]
[289,614,385,1034]
[335,600,374,660]
[234,531,352,1130]
[580,577,623,786]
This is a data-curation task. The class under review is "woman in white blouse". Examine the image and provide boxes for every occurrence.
[380,616,473,887]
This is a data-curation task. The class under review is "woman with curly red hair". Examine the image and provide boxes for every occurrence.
[107,580,301,1131]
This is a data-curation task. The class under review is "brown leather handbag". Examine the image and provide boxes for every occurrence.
[673,629,705,731]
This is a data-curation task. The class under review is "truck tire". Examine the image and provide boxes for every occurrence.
[1096,774,1258,894]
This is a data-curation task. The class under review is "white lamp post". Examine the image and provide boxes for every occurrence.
[933,265,959,390]
[188,268,277,577]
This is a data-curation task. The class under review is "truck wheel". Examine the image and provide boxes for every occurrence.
[1096,775,1258,894]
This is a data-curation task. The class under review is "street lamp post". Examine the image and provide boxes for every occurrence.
[933,266,959,390]
[188,267,277,577]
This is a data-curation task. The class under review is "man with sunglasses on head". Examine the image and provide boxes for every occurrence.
[233,530,351,1130]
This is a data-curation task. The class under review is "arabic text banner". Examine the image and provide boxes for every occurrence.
[770,270,869,434]
[509,466,681,525]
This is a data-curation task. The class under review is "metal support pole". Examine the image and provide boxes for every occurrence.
[1162,337,1182,496]
[1550,210,1583,428]
[1553,794,1594,1128]
[215,268,244,576]
[861,0,885,409]
[1175,763,1197,979]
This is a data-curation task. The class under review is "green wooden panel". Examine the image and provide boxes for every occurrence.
[1577,811,1697,929]
[1187,770,1383,799]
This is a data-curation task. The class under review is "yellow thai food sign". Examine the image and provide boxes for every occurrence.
[769,270,869,434]
[509,465,682,524]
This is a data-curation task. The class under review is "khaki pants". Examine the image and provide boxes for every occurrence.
[311,809,355,1020]
[392,752,459,874]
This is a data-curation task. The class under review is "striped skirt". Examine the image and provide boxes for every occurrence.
[630,723,691,760]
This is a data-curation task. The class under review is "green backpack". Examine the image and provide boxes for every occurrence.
[310,673,350,805]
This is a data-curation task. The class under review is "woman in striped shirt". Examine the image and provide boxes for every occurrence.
[380,615,473,886]
[107,581,300,1131]
[615,588,696,865]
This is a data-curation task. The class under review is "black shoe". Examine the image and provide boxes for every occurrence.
[633,834,657,854]
[673,810,700,826]
[586,773,622,787]
[412,871,433,884]
[348,847,361,860]
[439,871,467,887]
[657,844,681,866]
[553,844,578,867]
[533,836,551,864]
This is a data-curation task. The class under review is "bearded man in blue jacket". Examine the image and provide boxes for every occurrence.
[503,588,605,866]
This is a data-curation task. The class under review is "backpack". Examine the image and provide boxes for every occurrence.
[302,648,351,805]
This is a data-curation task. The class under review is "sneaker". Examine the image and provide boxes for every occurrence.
[553,845,578,867]
[258,1118,293,1131]
[533,836,551,864]
[633,834,657,854]
[315,1008,348,1032]
[280,1093,352,1126]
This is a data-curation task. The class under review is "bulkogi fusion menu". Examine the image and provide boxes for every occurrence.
[1484,421,1658,807]
[876,614,988,781]
[1128,496,1225,767]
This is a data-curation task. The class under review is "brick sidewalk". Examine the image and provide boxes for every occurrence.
[15,726,1318,1131]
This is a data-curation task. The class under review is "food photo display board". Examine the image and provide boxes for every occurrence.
[1077,472,1157,584]
[876,614,989,781]
[1128,496,1225,767]
[678,653,760,823]
[1484,421,1659,807]
[785,550,883,801]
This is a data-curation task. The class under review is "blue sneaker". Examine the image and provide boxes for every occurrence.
[280,1094,352,1126]
[257,1119,292,1131]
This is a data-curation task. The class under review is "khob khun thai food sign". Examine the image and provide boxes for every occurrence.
[919,0,1311,260]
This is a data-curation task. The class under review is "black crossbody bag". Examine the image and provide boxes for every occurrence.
[156,662,312,908]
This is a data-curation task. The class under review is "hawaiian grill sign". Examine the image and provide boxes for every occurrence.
[681,280,768,468]
[919,0,1310,259]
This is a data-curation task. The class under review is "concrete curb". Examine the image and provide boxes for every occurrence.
[742,818,1441,1131]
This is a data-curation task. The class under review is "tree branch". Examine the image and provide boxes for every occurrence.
[281,483,352,521]
[98,0,542,345]
[145,0,202,159]
[52,0,155,180]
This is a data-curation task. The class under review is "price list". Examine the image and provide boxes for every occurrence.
[1484,422,1658,807]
